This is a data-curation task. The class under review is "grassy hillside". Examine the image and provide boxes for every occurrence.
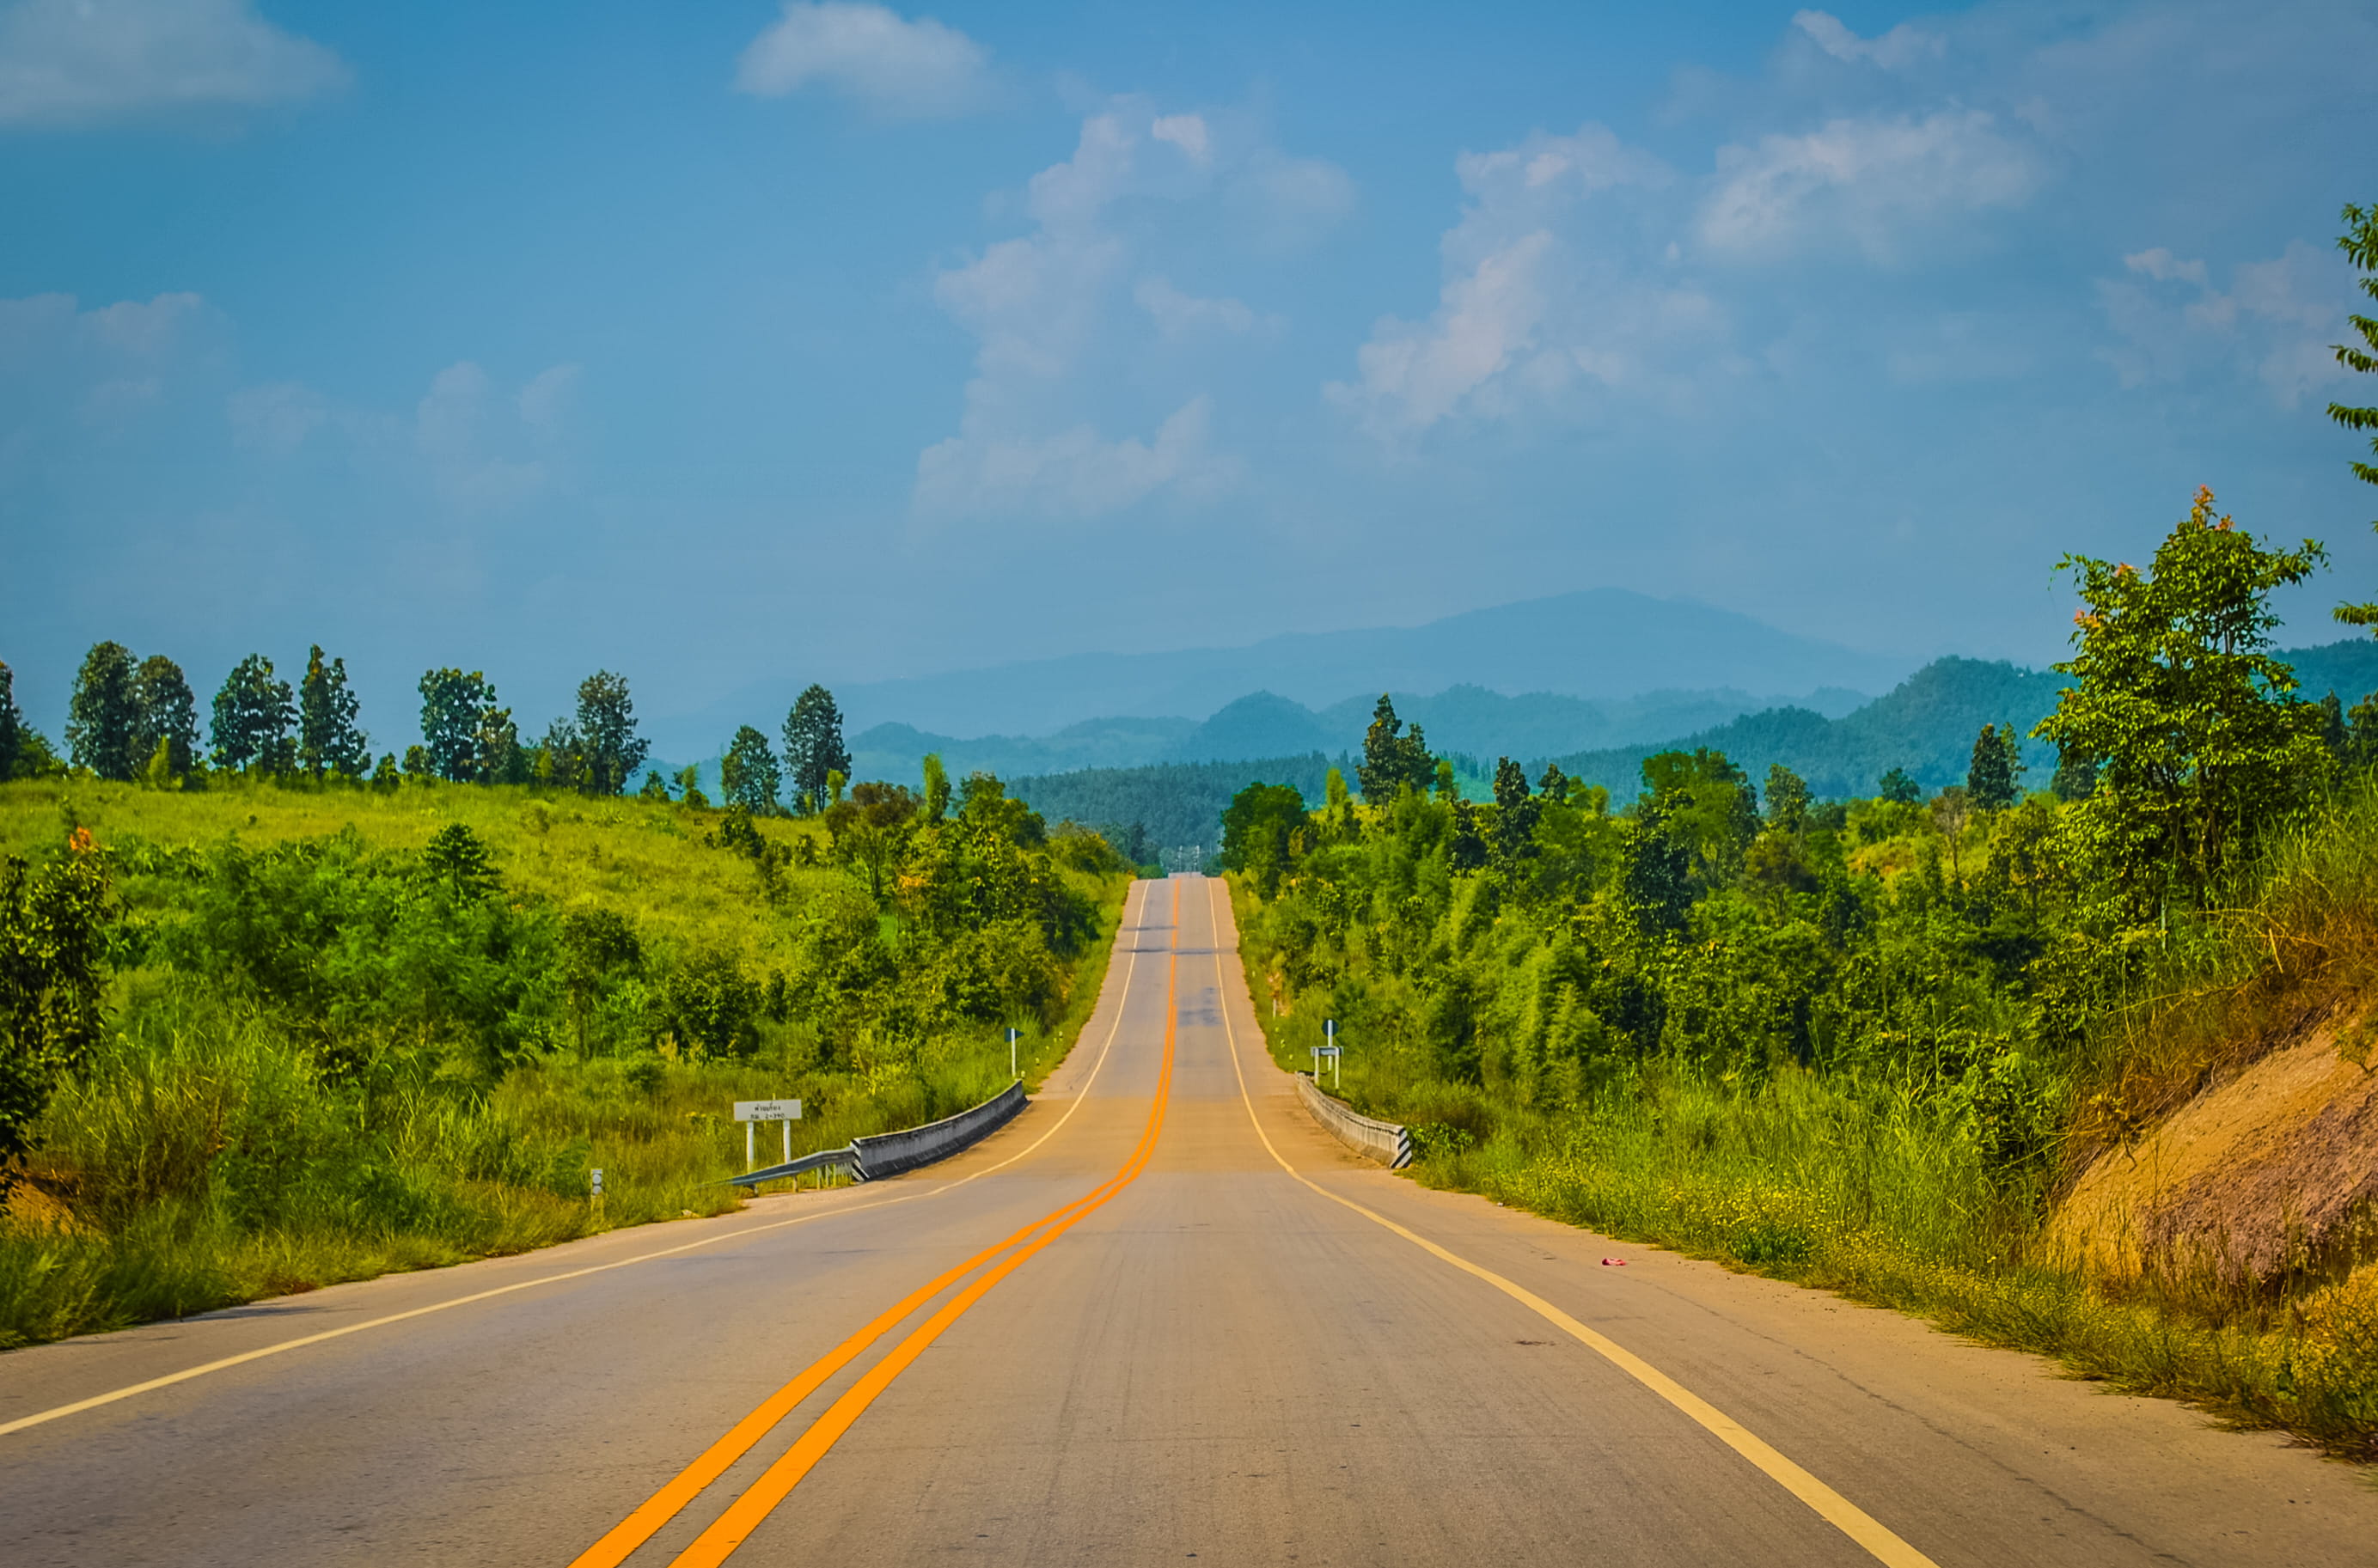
[0,774,1131,1349]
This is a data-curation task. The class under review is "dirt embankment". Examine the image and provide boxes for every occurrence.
[2051,1020,2378,1286]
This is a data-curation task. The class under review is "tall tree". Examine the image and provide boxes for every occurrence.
[1489,756,1538,867]
[129,656,199,777]
[920,753,951,823]
[720,725,782,815]
[297,645,370,778]
[0,661,20,782]
[1966,723,2024,813]
[823,780,918,899]
[2033,486,2329,911]
[1356,694,1433,802]
[2332,201,2378,632]
[1764,763,1811,833]
[573,670,648,796]
[782,684,850,815]
[67,642,141,781]
[418,669,498,783]
[1876,767,1922,804]
[1220,781,1308,898]
[211,655,296,773]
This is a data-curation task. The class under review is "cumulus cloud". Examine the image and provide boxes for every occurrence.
[1328,124,1725,437]
[915,396,1233,521]
[1134,277,1265,340]
[0,0,345,126]
[1698,109,2037,263]
[1791,9,1945,70]
[733,2,987,119]
[916,102,1340,520]
[0,290,214,432]
[2099,240,2351,405]
[414,361,578,506]
[225,380,326,454]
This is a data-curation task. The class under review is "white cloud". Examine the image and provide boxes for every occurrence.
[414,361,575,506]
[1328,124,1720,437]
[1134,277,1264,340]
[1791,9,1945,70]
[1698,109,2036,263]
[916,102,1340,520]
[0,0,345,126]
[733,2,987,119]
[915,395,1232,521]
[2100,240,2351,405]
[1150,113,1209,164]
[226,379,326,454]
[517,363,581,435]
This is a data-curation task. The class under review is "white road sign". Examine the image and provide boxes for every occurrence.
[734,1100,803,1122]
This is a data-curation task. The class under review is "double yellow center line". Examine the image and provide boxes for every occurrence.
[571,886,1182,1567]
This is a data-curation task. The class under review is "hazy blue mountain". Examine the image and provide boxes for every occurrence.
[645,588,1910,753]
[1554,639,2378,805]
[1004,641,2378,850]
[847,715,1195,787]
[848,680,1876,788]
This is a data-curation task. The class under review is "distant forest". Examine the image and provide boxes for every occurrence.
[1007,641,2378,851]
[1012,753,1344,860]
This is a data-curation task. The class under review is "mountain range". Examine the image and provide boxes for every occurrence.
[644,588,1912,760]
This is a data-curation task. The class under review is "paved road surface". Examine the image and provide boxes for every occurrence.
[5,876,2375,1565]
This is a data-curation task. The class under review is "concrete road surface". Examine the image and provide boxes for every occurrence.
[5,876,2375,1566]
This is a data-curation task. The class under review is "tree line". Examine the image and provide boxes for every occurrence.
[0,648,873,822]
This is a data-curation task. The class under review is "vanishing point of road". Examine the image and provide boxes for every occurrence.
[4,876,2375,1566]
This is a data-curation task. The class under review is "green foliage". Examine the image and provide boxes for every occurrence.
[572,670,649,796]
[1877,766,1921,803]
[1357,693,1434,802]
[417,668,502,784]
[0,774,1130,1345]
[0,662,19,784]
[0,833,111,1182]
[823,781,919,899]
[2333,201,2378,629]
[921,752,951,823]
[1966,723,2023,812]
[720,725,782,815]
[130,656,199,778]
[211,653,296,774]
[297,645,370,778]
[69,642,142,782]
[1220,780,1306,898]
[782,684,851,815]
[2033,487,2330,912]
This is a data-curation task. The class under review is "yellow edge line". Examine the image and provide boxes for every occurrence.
[668,943,1181,1566]
[1203,879,1939,1568]
[0,878,1161,1443]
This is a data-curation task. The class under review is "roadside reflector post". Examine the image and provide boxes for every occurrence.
[590,1167,604,1217]
[1007,1026,1021,1081]
[733,1099,804,1174]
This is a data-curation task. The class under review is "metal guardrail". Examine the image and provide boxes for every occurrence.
[1294,1072,1414,1168]
[724,1080,1030,1188]
[851,1080,1028,1181]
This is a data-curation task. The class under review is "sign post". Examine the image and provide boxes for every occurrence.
[734,1098,804,1168]
[590,1168,604,1217]
[1007,1027,1021,1081]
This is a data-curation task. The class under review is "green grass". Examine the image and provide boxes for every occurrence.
[0,775,1133,1349]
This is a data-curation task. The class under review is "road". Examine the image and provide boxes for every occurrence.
[3,875,2375,1566]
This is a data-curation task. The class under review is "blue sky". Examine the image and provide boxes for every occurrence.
[3,0,2374,743]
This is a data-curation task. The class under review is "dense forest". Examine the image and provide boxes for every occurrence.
[0,655,1135,1346]
[1226,204,2378,1456]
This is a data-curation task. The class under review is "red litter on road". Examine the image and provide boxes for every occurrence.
[1600,1258,1628,1266]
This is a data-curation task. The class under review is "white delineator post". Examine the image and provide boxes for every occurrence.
[1007,1027,1020,1081]
[734,1099,804,1168]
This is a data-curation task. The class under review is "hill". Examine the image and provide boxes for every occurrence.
[1012,754,1342,857]
[1553,640,2378,803]
[648,588,1909,752]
